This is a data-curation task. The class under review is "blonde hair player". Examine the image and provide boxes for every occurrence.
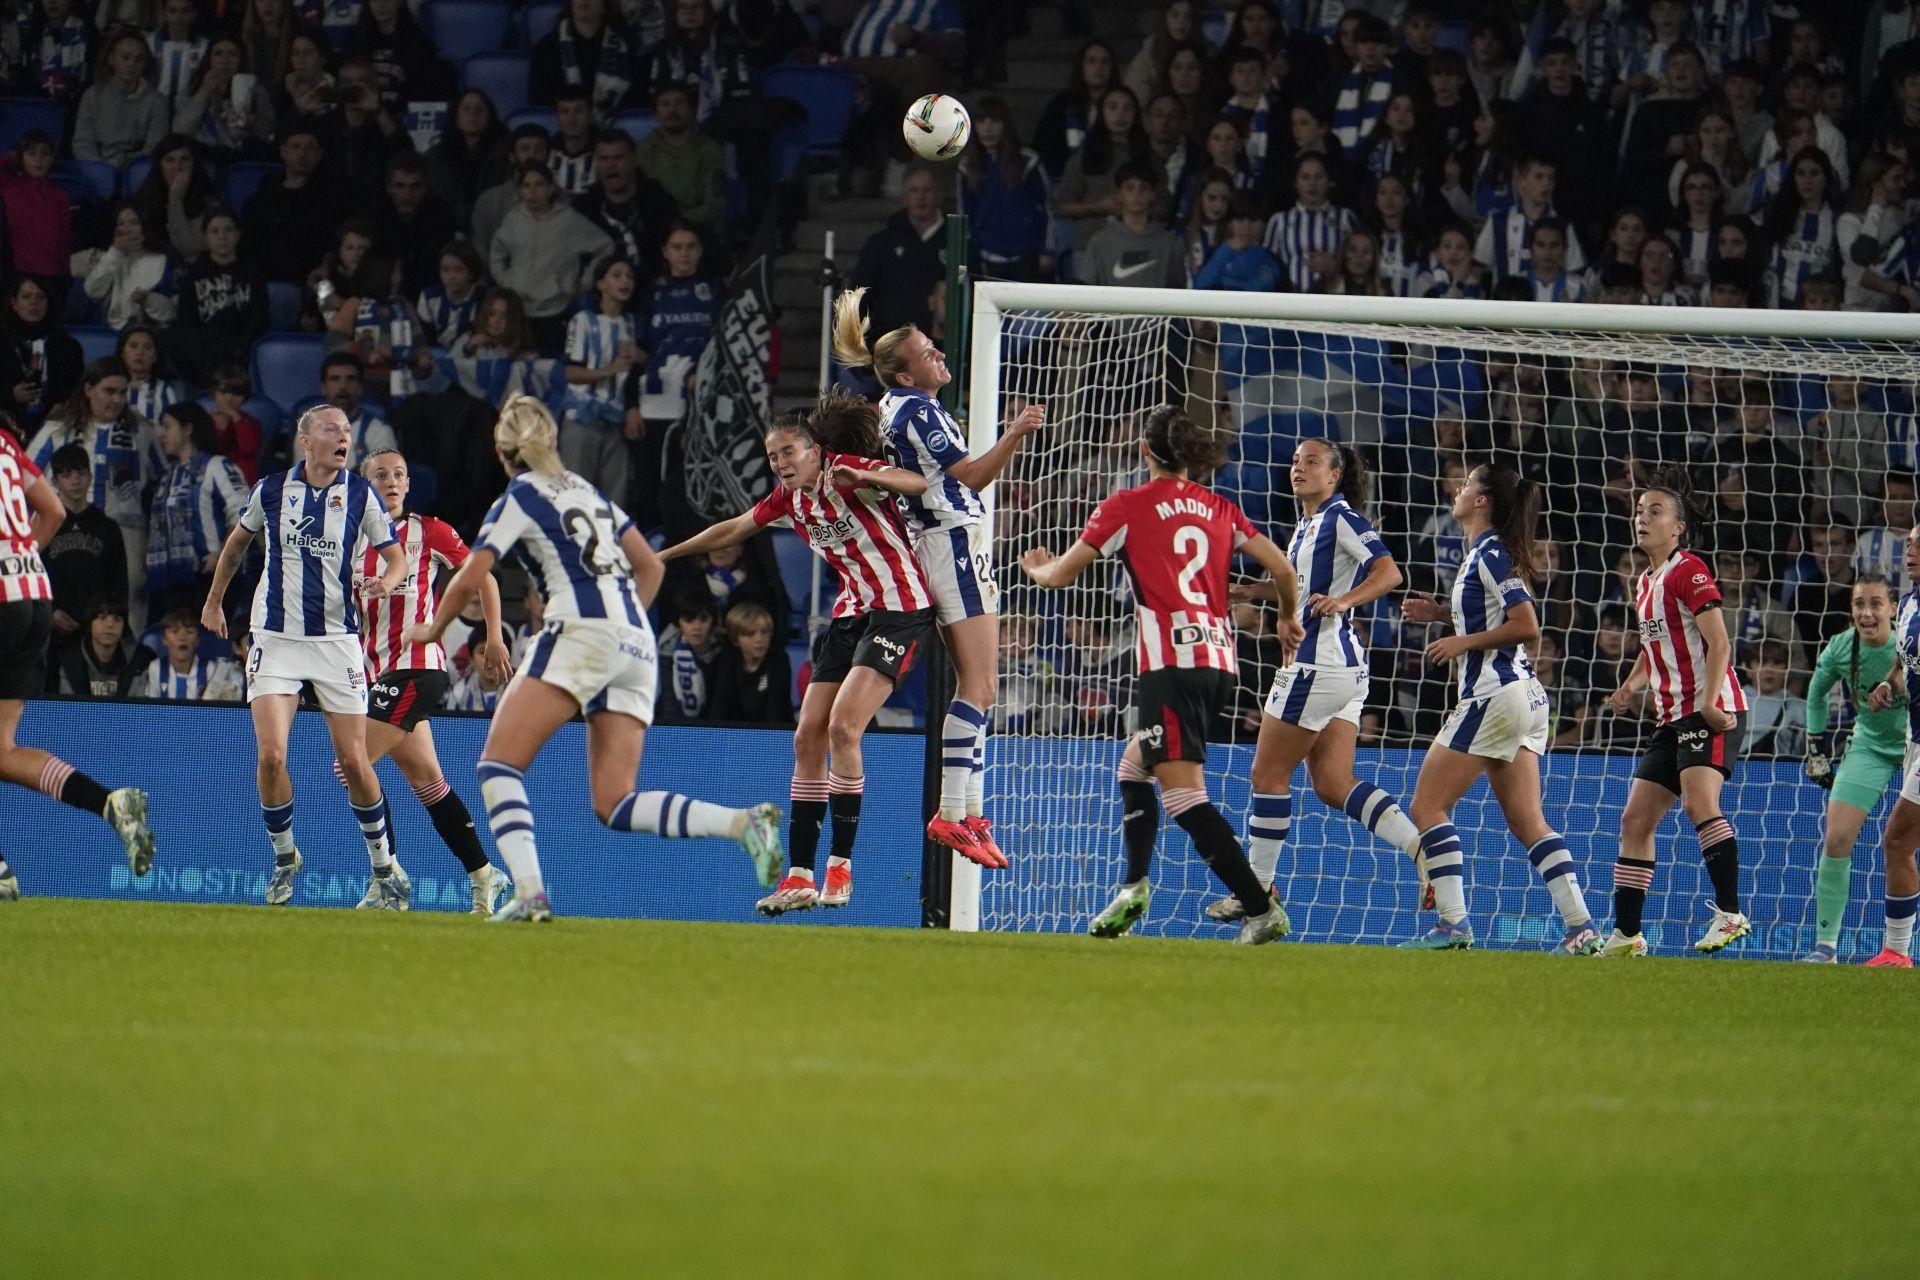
[829,287,1044,867]
[405,396,784,922]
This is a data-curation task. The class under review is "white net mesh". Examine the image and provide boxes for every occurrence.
[978,293,1918,958]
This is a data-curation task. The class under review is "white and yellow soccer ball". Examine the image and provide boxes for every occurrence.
[902,93,971,161]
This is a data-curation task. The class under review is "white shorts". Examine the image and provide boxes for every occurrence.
[246,634,368,715]
[1263,663,1367,732]
[518,617,657,724]
[914,523,998,627]
[1435,680,1551,762]
[1901,742,1920,806]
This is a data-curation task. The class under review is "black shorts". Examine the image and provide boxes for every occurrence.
[368,669,450,730]
[1636,711,1746,794]
[0,599,50,700]
[1132,667,1233,768]
[810,608,935,687]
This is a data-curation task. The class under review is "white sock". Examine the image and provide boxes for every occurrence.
[939,701,987,820]
[606,791,739,839]
[1343,781,1422,860]
[261,799,295,859]
[1246,791,1290,885]
[1419,823,1468,925]
[1525,833,1590,927]
[350,798,392,870]
[967,737,985,818]
[1886,892,1918,956]
[477,761,543,896]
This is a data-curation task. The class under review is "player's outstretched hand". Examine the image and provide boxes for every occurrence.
[1401,593,1447,624]
[1424,635,1468,665]
[201,597,227,639]
[1870,680,1896,712]
[1700,704,1735,732]
[1018,546,1055,582]
[1307,593,1347,617]
[1008,404,1045,438]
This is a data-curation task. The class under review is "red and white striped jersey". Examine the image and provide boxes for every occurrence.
[751,452,932,618]
[0,431,52,604]
[357,512,470,675]
[1080,476,1253,674]
[1634,549,1748,725]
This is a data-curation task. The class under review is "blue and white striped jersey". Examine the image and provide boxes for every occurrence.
[142,654,242,702]
[1896,589,1920,744]
[25,414,163,531]
[1288,496,1390,668]
[1528,271,1587,303]
[1856,526,1909,593]
[148,34,207,109]
[147,451,249,595]
[476,470,648,629]
[1264,202,1357,291]
[1451,531,1536,701]
[240,464,397,641]
[1474,203,1586,281]
[878,387,982,535]
[549,143,597,195]
[1767,209,1837,306]
[562,309,637,426]
[841,0,963,58]
[127,377,182,426]
[1691,0,1770,75]
[416,285,480,348]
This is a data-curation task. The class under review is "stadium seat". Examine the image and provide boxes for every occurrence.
[0,96,64,154]
[69,324,119,364]
[251,335,327,411]
[759,65,861,158]
[770,117,807,183]
[520,0,563,46]
[424,1,513,65]
[1437,20,1472,54]
[407,461,439,512]
[52,160,116,205]
[506,106,559,137]
[771,528,819,633]
[609,109,656,141]
[266,281,303,332]
[1200,11,1230,43]
[462,52,531,119]
[222,161,280,212]
[122,154,152,196]
[194,391,286,437]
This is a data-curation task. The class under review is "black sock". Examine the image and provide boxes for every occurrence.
[424,790,488,874]
[1696,816,1741,913]
[1614,856,1656,935]
[789,800,827,872]
[828,790,862,861]
[59,768,111,819]
[1120,780,1158,884]
[1172,801,1268,916]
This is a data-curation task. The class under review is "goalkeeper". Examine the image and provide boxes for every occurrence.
[1799,574,1904,963]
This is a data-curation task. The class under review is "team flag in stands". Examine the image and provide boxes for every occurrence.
[403,102,450,155]
[680,255,774,521]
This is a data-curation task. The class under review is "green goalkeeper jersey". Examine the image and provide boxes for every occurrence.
[1806,630,1906,755]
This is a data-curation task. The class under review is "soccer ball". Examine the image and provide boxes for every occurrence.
[903,94,971,161]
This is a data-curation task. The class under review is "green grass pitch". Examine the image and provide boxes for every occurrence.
[4,899,1912,1278]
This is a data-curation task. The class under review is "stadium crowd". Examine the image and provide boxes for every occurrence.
[0,0,1918,751]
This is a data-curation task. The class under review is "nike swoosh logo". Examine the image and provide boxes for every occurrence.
[1111,261,1160,280]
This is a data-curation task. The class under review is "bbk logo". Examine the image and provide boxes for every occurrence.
[1134,723,1165,750]
[871,635,907,667]
[1678,727,1708,748]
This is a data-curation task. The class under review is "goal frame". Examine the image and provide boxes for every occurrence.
[953,281,1920,935]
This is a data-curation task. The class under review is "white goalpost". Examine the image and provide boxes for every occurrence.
[957,283,1920,958]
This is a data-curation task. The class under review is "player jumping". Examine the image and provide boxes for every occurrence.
[0,422,154,901]
[1600,467,1750,957]
[829,289,1045,866]
[1798,574,1903,962]
[663,410,936,916]
[1018,406,1303,945]
[202,405,409,907]
[348,448,514,915]
[1210,438,1425,923]
[406,396,783,923]
[1396,463,1598,953]
[1861,528,1920,968]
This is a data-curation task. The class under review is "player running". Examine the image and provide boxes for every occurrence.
[1862,528,1920,968]
[202,405,409,907]
[663,410,935,916]
[829,289,1045,866]
[406,396,783,923]
[1207,438,1424,923]
[1396,463,1598,953]
[1798,573,1903,963]
[1600,468,1750,957]
[0,423,154,901]
[1018,406,1303,945]
[348,448,514,915]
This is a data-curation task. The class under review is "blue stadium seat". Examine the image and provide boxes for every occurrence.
[223,161,280,212]
[520,0,563,47]
[463,52,531,119]
[0,96,65,154]
[771,528,816,631]
[266,281,302,332]
[1437,20,1472,54]
[759,65,861,158]
[194,391,286,437]
[69,324,119,363]
[52,160,116,205]
[770,117,807,183]
[1200,11,1230,44]
[609,109,656,141]
[251,335,327,411]
[122,154,152,196]
[407,461,439,511]
[506,106,559,137]
[425,1,513,65]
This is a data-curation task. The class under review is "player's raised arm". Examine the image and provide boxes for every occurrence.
[660,510,760,562]
[830,457,929,496]
[944,403,1045,492]
[1018,540,1098,589]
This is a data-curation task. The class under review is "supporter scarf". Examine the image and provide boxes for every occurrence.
[37,16,89,99]
[670,645,708,716]
[354,297,416,397]
[1332,65,1392,157]
[558,18,633,118]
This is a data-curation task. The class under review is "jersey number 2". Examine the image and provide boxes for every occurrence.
[1174,526,1210,607]
[563,508,624,577]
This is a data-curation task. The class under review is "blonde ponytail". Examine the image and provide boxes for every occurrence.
[495,394,565,478]
[830,286,920,389]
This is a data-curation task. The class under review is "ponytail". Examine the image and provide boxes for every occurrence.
[1480,463,1541,585]
[495,394,565,478]
[1307,438,1371,510]
[1642,463,1713,552]
[831,286,919,389]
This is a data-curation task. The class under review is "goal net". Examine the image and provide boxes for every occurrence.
[961,285,1920,960]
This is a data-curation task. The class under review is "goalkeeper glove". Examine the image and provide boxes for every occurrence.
[1804,745,1835,789]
